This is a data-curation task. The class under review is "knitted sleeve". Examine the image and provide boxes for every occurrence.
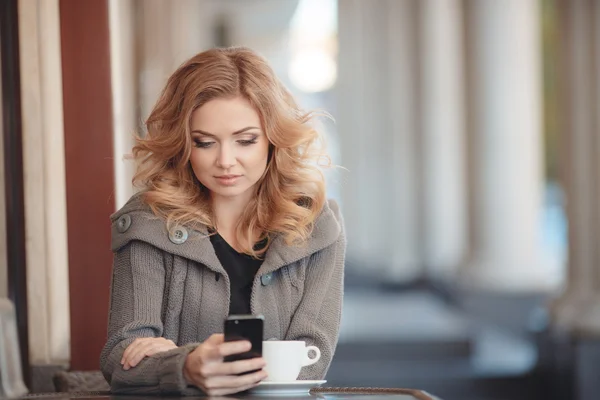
[99,240,203,395]
[285,200,347,380]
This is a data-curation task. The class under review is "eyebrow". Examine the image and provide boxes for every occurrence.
[190,126,261,137]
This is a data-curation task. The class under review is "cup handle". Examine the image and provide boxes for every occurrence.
[302,346,321,367]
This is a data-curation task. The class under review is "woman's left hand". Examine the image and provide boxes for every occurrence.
[121,337,178,370]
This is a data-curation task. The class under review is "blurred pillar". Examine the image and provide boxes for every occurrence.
[135,0,214,134]
[18,0,70,369]
[461,0,553,291]
[0,37,6,299]
[109,0,137,209]
[337,0,422,283]
[111,0,215,209]
[218,0,299,86]
[418,0,468,280]
[551,0,600,333]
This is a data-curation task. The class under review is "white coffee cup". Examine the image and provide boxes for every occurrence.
[262,341,321,382]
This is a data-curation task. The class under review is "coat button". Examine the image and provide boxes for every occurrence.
[261,273,273,286]
[168,226,188,244]
[116,214,131,233]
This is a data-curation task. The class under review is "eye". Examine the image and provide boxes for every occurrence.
[238,138,258,146]
[194,139,214,148]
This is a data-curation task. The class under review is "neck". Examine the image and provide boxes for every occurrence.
[211,191,253,233]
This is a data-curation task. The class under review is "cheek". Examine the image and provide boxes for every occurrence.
[245,145,269,173]
[190,152,212,176]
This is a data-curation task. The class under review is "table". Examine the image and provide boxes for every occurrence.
[18,388,441,400]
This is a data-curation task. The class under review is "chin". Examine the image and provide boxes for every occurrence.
[209,186,251,199]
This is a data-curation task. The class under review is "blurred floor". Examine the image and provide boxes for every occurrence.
[328,285,542,400]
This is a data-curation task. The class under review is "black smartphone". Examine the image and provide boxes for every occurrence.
[223,314,264,363]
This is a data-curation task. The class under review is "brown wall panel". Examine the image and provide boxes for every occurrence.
[60,0,115,370]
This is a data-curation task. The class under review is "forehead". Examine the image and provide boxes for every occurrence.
[191,96,262,133]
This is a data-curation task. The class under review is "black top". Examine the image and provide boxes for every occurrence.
[210,233,265,315]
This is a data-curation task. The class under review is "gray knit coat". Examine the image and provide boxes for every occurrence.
[100,194,346,395]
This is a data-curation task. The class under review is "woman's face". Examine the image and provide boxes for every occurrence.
[190,96,270,202]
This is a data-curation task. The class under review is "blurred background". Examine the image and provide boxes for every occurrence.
[0,0,599,399]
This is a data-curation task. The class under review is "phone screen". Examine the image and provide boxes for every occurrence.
[224,314,264,363]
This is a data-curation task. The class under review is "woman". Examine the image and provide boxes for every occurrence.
[100,47,346,396]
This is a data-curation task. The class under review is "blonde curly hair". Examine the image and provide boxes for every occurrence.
[131,47,330,256]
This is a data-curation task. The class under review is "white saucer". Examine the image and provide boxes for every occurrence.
[249,380,327,395]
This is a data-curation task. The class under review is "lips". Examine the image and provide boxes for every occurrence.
[215,175,242,186]
[215,175,241,179]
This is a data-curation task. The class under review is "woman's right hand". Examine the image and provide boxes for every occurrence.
[183,333,268,396]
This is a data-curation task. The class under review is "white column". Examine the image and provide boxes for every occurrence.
[552,0,600,334]
[418,0,468,279]
[109,0,136,209]
[170,0,214,64]
[119,0,215,209]
[219,0,299,86]
[136,0,215,122]
[338,0,422,282]
[18,0,70,365]
[136,0,172,120]
[461,0,553,291]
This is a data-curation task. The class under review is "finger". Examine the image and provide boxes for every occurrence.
[204,369,268,390]
[200,340,251,363]
[205,334,224,345]
[145,343,176,357]
[123,338,175,366]
[123,340,162,370]
[235,379,264,393]
[210,357,266,376]
[121,341,138,364]
[125,342,156,369]
[122,339,146,365]
[129,341,170,368]
[215,341,252,358]
[203,370,267,395]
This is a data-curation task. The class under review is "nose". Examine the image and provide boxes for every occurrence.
[217,143,236,169]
